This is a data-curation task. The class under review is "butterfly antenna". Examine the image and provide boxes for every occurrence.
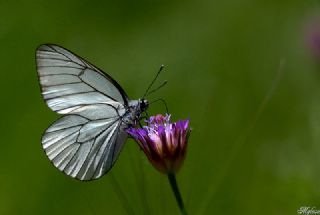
[149,98,169,113]
[143,65,164,99]
[146,80,167,96]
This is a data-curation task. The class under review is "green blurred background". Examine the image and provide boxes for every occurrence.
[1,0,320,214]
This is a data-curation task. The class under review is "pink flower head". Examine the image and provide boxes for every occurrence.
[305,15,320,59]
[127,114,190,174]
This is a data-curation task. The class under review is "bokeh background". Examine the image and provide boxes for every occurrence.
[1,0,320,214]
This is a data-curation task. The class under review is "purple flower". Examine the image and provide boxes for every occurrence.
[127,114,190,174]
[305,15,320,59]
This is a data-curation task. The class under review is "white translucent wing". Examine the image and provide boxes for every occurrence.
[36,44,129,114]
[36,44,130,180]
[42,115,128,180]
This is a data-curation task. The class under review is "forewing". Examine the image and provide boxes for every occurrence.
[36,44,129,115]
[42,114,128,180]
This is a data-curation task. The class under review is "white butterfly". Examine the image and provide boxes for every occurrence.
[36,44,149,180]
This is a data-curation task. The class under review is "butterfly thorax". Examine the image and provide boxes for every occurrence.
[122,99,149,126]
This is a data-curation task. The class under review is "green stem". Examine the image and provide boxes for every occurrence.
[167,173,188,215]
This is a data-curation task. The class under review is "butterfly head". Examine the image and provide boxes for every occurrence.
[139,99,149,112]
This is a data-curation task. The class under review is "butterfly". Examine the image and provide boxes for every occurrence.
[36,44,159,180]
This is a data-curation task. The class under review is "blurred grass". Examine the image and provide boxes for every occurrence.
[1,0,320,214]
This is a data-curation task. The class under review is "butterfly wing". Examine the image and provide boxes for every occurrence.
[36,44,129,180]
[37,44,128,113]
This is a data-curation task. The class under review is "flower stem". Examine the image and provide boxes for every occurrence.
[167,173,188,215]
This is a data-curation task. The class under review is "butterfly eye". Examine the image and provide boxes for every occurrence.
[144,100,149,108]
[141,99,148,110]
